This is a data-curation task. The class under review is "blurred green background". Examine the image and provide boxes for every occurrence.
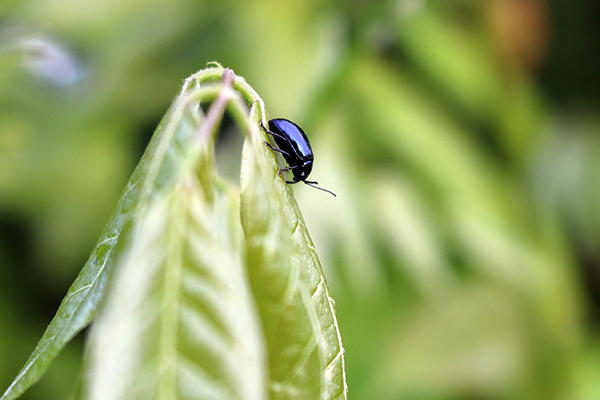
[2,0,600,398]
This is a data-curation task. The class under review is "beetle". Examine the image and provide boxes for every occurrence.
[260,118,336,197]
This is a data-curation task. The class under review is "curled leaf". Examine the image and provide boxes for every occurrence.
[2,66,347,400]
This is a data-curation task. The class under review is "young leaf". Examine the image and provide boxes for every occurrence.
[3,66,348,400]
[0,75,207,400]
[86,167,266,400]
[240,108,348,399]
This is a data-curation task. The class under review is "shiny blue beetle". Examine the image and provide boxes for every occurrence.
[261,118,336,197]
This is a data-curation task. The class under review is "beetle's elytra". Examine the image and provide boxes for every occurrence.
[260,118,336,197]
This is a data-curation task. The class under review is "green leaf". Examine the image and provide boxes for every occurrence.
[3,66,347,400]
[86,166,266,400]
[0,73,207,400]
[240,108,348,399]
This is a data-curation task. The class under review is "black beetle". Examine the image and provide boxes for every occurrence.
[260,118,336,197]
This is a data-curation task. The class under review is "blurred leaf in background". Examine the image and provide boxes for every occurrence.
[1,0,600,399]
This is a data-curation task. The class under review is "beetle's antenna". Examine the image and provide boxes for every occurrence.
[304,181,337,197]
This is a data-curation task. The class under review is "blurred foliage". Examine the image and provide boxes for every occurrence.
[1,0,600,399]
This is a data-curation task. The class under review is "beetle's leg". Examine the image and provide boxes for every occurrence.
[285,180,300,184]
[260,121,284,138]
[267,130,288,141]
[260,121,289,141]
[259,120,268,132]
[278,165,297,176]
[264,141,292,157]
[264,142,296,176]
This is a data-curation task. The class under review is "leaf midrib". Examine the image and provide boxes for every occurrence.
[157,179,189,399]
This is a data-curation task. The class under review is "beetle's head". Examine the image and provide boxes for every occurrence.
[293,161,312,182]
[292,171,305,182]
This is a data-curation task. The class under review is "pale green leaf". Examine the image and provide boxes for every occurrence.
[3,66,347,400]
[86,169,266,400]
[240,108,348,399]
[0,75,205,400]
